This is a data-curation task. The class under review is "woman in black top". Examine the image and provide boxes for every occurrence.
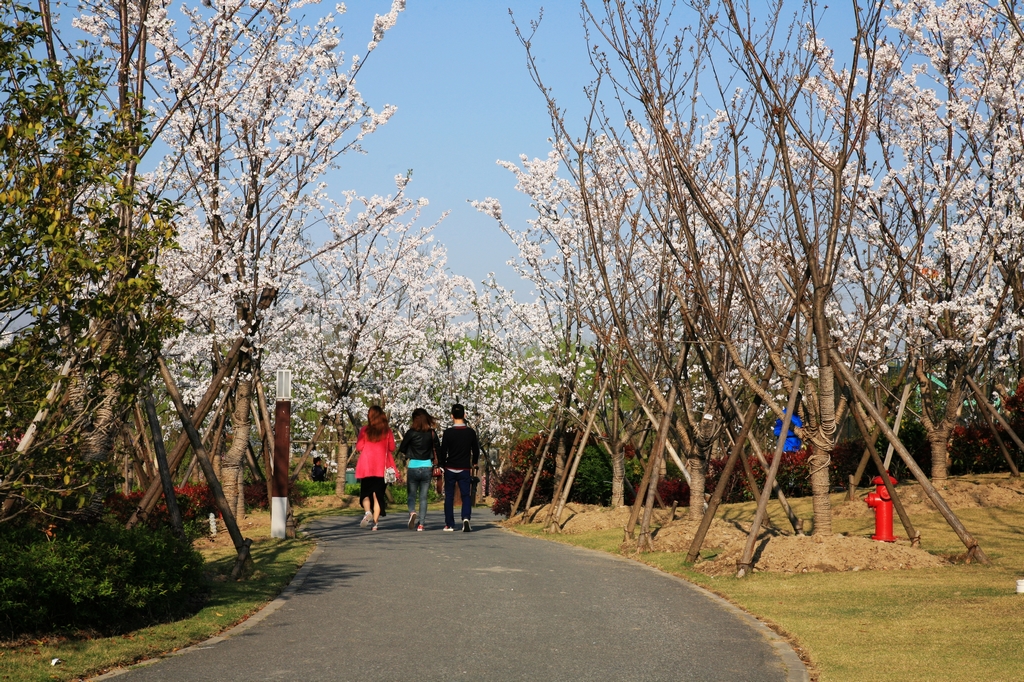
[398,408,440,531]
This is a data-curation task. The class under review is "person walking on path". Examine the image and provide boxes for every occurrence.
[438,403,480,532]
[354,405,397,531]
[398,408,440,531]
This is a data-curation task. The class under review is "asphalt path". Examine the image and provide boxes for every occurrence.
[112,509,803,681]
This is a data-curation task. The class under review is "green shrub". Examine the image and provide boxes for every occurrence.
[343,482,441,506]
[294,480,336,497]
[0,521,205,637]
[570,446,613,505]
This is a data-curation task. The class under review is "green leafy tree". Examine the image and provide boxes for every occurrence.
[0,6,178,523]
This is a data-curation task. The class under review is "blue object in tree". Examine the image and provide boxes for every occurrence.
[773,412,803,452]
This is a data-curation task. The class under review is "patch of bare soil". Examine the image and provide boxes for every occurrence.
[527,504,947,575]
[833,475,1024,520]
[655,518,945,575]
[561,505,633,533]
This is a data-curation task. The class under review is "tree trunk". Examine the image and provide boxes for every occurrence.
[610,391,625,507]
[553,429,568,486]
[810,366,836,536]
[807,443,832,535]
[336,442,350,496]
[222,377,252,521]
[610,442,625,507]
[335,417,349,496]
[928,425,952,481]
[687,417,715,522]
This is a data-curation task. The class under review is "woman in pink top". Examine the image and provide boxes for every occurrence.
[355,405,397,530]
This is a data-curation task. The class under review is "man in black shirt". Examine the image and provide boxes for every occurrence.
[311,456,327,482]
[438,403,480,532]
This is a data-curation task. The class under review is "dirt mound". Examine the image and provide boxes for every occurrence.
[654,518,944,575]
[561,505,633,533]
[835,476,1024,519]
[508,504,680,533]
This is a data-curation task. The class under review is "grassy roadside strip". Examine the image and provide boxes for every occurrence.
[1,507,359,682]
[511,495,1024,682]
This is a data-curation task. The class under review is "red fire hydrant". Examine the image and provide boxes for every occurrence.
[865,474,899,542]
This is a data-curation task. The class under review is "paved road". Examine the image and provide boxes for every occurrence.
[114,510,801,681]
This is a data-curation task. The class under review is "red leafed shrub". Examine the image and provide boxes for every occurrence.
[491,434,556,517]
[656,477,689,505]
[106,483,218,541]
[947,379,1024,476]
[241,481,307,509]
[699,448,816,504]
[490,467,527,517]
[244,482,269,510]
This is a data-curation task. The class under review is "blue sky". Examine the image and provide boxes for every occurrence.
[321,1,594,293]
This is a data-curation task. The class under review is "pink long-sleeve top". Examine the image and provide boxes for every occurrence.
[354,427,397,479]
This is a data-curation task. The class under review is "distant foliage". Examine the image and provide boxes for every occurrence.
[491,434,552,517]
[571,446,612,506]
[948,380,1024,476]
[0,521,205,637]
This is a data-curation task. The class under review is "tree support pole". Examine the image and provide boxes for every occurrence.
[127,337,245,527]
[636,384,680,551]
[157,355,253,578]
[549,377,610,532]
[544,428,584,527]
[142,391,186,542]
[736,376,802,578]
[289,415,328,484]
[882,383,912,469]
[254,377,276,504]
[847,384,907,499]
[965,375,1022,477]
[523,401,564,519]
[511,412,560,520]
[847,398,919,547]
[831,349,990,564]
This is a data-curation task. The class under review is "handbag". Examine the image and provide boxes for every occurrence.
[384,466,397,485]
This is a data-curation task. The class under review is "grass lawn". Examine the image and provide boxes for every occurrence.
[513,485,1024,682]
[0,506,359,682]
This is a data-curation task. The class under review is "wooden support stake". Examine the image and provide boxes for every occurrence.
[157,355,253,579]
[511,407,563,518]
[736,376,802,577]
[832,349,989,564]
[544,428,584,527]
[143,391,186,542]
[882,383,912,470]
[637,383,680,551]
[289,415,329,484]
[549,378,610,532]
[847,398,920,547]
[126,338,245,528]
[847,385,901,500]
[966,375,1022,477]
[523,402,564,518]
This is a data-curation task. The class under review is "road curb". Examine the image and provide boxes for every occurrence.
[504,527,810,682]
[89,533,324,681]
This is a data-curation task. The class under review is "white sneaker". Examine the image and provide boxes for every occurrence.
[360,512,371,528]
[443,526,454,532]
[408,512,418,530]
[462,519,471,532]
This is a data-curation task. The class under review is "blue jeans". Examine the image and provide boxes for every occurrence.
[443,469,472,528]
[406,467,432,521]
